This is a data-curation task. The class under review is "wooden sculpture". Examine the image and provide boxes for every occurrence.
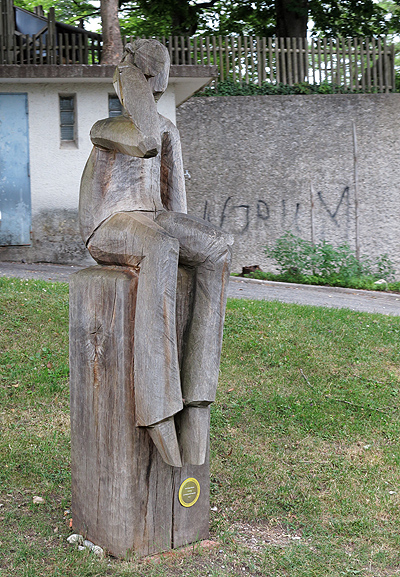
[70,39,233,557]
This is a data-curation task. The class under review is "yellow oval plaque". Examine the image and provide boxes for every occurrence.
[178,477,200,508]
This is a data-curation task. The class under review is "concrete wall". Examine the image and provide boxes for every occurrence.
[177,94,400,276]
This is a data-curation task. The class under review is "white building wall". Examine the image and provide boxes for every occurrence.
[0,82,177,217]
[0,70,215,263]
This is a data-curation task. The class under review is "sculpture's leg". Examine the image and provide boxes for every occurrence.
[87,211,184,467]
[156,212,233,465]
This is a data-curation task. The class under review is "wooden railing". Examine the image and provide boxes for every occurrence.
[0,0,102,65]
[0,30,396,92]
[0,31,102,65]
[154,36,396,93]
[0,0,13,38]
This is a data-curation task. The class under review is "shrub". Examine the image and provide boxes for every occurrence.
[199,79,379,97]
[264,232,396,286]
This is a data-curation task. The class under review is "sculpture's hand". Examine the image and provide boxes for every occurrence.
[90,115,158,158]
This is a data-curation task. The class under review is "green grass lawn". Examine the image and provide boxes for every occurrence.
[1,277,400,576]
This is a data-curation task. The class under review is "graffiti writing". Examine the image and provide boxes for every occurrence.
[317,186,350,227]
[281,199,301,233]
[220,197,250,232]
[257,200,270,220]
[201,186,352,236]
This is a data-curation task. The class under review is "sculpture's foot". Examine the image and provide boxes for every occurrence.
[179,405,210,466]
[147,417,182,468]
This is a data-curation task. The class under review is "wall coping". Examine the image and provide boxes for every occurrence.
[0,64,218,81]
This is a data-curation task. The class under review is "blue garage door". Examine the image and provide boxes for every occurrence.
[0,93,31,245]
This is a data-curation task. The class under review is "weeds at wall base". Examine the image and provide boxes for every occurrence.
[252,231,400,292]
[199,79,387,97]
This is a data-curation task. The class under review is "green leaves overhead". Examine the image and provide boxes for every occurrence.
[12,0,400,38]
[309,0,400,37]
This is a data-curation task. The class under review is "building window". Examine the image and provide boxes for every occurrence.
[59,95,76,141]
[109,94,122,117]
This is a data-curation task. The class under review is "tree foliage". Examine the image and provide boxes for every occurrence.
[120,0,400,38]
[309,0,400,37]
[13,0,100,27]
[13,0,400,38]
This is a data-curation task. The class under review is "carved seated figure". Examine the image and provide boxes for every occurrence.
[79,39,233,468]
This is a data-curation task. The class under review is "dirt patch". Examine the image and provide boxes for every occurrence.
[144,540,219,564]
[388,364,400,380]
[230,522,304,551]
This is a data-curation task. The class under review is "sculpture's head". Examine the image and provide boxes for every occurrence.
[111,39,168,157]
[120,39,170,102]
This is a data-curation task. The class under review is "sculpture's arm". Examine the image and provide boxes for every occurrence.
[90,115,158,159]
[160,116,187,213]
[90,63,161,158]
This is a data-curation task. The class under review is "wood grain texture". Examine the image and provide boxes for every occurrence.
[179,406,210,466]
[113,55,161,153]
[90,115,159,159]
[175,265,195,368]
[70,265,209,558]
[129,39,170,101]
[79,115,186,246]
[172,436,210,549]
[86,212,184,429]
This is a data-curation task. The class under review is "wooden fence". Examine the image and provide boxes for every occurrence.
[0,0,102,66]
[0,29,101,65]
[0,29,396,92]
[155,36,396,93]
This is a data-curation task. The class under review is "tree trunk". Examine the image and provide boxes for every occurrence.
[171,11,197,36]
[100,0,123,65]
[276,0,308,83]
[276,0,308,38]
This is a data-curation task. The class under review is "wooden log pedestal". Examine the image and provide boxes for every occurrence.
[69,265,210,558]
